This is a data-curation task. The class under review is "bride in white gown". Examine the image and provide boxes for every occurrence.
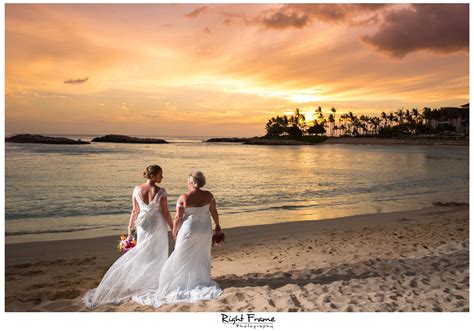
[83,165,173,308]
[133,171,223,307]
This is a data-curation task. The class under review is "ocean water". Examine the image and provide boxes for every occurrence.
[5,136,469,243]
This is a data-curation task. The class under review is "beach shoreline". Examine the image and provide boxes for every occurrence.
[5,203,469,312]
[324,137,468,146]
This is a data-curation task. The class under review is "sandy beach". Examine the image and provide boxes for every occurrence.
[5,202,469,312]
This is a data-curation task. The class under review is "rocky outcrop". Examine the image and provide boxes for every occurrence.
[5,134,90,145]
[91,134,168,144]
[204,137,251,143]
[243,138,312,145]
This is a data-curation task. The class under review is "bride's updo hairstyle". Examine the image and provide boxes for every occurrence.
[188,171,206,188]
[143,164,162,179]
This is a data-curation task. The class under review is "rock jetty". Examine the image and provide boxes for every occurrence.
[204,137,251,143]
[5,134,90,145]
[91,134,168,144]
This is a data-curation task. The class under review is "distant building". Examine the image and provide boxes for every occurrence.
[429,103,469,134]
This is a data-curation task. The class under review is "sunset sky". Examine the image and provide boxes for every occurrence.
[5,3,469,136]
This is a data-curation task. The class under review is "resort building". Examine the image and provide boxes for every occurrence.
[428,103,469,135]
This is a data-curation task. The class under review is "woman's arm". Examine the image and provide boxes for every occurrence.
[160,196,173,230]
[127,191,140,238]
[172,195,186,240]
[209,193,221,232]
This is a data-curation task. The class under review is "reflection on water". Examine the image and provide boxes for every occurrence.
[5,138,469,243]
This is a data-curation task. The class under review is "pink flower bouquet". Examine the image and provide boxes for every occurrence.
[117,234,136,252]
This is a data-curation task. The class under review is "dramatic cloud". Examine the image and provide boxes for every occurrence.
[185,6,209,18]
[362,4,469,58]
[256,4,389,29]
[260,10,309,29]
[64,77,89,85]
[5,4,469,136]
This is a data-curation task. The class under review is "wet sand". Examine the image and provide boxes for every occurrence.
[5,203,469,312]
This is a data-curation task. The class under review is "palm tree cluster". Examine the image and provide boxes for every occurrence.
[265,108,327,140]
[265,106,468,139]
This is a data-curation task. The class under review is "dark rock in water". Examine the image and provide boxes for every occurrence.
[243,138,312,145]
[206,136,326,145]
[91,134,168,144]
[205,137,250,143]
[5,134,90,145]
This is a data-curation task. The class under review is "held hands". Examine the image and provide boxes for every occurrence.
[172,226,178,241]
[172,219,182,241]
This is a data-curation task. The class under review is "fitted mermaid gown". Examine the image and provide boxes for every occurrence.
[133,203,222,307]
[83,187,169,308]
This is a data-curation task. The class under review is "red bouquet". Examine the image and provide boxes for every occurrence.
[212,230,225,247]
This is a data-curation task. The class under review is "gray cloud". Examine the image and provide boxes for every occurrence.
[261,10,309,29]
[362,4,469,58]
[256,4,388,29]
[64,77,88,85]
[185,6,209,18]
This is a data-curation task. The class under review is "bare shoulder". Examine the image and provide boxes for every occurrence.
[203,190,215,202]
[133,184,141,194]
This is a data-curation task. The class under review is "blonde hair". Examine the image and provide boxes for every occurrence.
[188,171,206,188]
[143,164,162,179]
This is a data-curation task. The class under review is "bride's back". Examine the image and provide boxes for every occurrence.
[182,189,212,208]
[136,184,161,205]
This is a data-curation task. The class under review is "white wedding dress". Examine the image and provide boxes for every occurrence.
[83,187,169,308]
[133,203,222,307]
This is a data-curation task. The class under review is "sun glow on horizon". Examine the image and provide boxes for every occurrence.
[5,3,469,136]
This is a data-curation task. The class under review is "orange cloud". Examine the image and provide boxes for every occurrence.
[254,3,390,29]
[5,3,469,137]
[185,6,209,18]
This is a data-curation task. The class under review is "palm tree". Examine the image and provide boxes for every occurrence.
[371,116,381,135]
[411,108,420,124]
[294,108,306,131]
[381,112,387,128]
[265,115,288,137]
[338,113,348,136]
[315,106,324,124]
[388,112,395,127]
[329,107,337,136]
[395,108,404,125]
[327,113,335,136]
[349,112,360,136]
[285,109,307,139]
